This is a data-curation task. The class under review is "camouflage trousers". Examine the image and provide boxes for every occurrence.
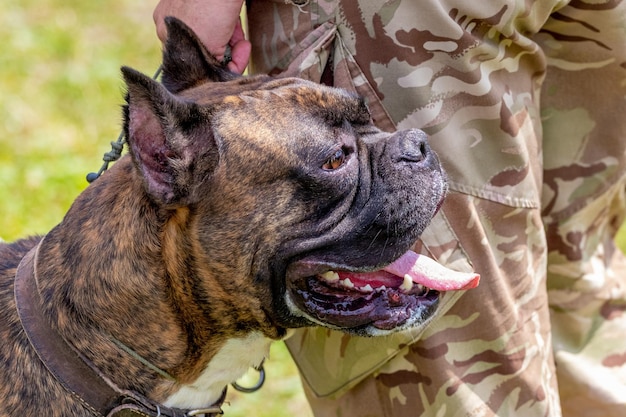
[247,0,626,415]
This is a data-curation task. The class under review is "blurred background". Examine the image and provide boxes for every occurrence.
[0,1,311,416]
[1,1,625,416]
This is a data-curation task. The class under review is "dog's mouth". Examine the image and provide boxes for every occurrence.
[286,251,479,334]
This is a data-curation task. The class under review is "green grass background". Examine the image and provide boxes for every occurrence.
[1,1,625,416]
[0,1,311,416]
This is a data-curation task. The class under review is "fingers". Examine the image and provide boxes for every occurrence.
[227,19,251,74]
[153,3,169,44]
[228,38,252,74]
[153,0,250,73]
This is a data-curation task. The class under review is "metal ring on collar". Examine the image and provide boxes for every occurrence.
[231,364,266,393]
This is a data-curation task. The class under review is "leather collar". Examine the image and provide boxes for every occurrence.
[14,240,225,417]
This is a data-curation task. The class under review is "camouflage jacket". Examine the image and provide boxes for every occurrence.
[247,1,626,416]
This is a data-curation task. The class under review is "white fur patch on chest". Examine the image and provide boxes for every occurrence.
[164,332,272,409]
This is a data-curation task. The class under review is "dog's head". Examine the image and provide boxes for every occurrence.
[121,17,478,338]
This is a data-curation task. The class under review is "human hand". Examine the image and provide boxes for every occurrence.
[153,0,251,74]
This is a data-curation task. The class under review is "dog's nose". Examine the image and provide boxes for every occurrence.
[396,129,430,163]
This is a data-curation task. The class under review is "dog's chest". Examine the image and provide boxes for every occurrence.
[163,332,272,409]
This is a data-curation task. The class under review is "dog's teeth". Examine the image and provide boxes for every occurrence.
[320,271,340,282]
[360,284,374,292]
[400,274,414,293]
[340,278,355,289]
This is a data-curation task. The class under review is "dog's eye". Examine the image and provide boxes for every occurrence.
[322,149,346,170]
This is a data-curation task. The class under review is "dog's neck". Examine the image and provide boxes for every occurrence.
[164,332,271,408]
[32,158,277,407]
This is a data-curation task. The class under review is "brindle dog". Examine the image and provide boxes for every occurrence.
[0,18,477,417]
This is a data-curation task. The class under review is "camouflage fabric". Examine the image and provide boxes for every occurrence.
[246,0,626,415]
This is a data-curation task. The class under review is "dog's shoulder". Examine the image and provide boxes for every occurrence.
[0,235,41,316]
[0,235,41,274]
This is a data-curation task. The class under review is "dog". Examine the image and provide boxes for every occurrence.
[0,18,478,417]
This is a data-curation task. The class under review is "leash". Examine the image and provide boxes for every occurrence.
[86,66,163,183]
[86,47,233,184]
[14,240,225,417]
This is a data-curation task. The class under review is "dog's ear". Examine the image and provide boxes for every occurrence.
[160,16,238,93]
[121,66,219,206]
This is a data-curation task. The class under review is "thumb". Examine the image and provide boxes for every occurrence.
[227,40,252,74]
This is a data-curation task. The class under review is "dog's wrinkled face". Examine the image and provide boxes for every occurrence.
[202,82,449,335]
[123,18,477,337]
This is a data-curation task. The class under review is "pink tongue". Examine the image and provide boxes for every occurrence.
[383,251,480,291]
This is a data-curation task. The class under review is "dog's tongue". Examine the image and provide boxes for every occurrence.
[383,251,480,291]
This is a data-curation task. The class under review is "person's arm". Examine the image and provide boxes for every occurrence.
[153,0,250,74]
